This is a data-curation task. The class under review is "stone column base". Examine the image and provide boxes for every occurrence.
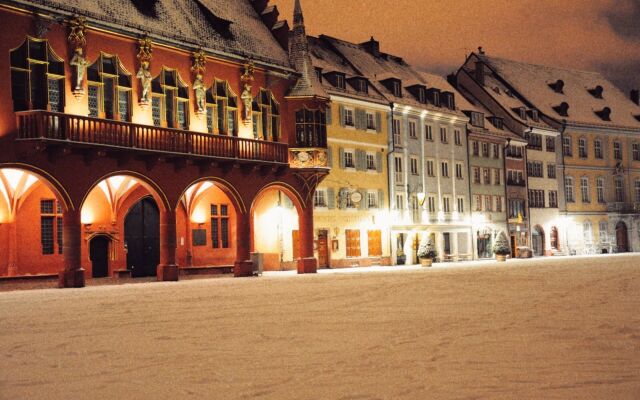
[58,269,86,288]
[157,264,179,282]
[297,257,318,274]
[234,261,254,277]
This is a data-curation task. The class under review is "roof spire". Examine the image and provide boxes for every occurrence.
[288,0,326,98]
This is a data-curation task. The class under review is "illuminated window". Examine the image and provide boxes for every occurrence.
[254,89,281,141]
[295,107,326,147]
[151,68,189,129]
[206,80,238,135]
[10,37,65,112]
[87,53,132,121]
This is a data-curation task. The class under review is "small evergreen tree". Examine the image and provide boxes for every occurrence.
[417,235,437,259]
[493,232,511,256]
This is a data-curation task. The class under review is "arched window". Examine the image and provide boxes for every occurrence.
[252,89,280,141]
[205,80,237,136]
[564,176,575,203]
[10,36,65,112]
[87,53,132,121]
[295,108,327,147]
[151,67,189,129]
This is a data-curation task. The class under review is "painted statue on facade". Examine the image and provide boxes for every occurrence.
[193,73,206,113]
[70,48,88,91]
[241,84,253,122]
[136,61,152,104]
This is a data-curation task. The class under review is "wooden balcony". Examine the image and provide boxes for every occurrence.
[288,147,330,169]
[15,111,288,165]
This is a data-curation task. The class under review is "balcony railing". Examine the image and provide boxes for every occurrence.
[606,202,640,214]
[16,111,288,164]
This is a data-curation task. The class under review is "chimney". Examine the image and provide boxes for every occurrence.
[632,89,639,105]
[361,36,380,57]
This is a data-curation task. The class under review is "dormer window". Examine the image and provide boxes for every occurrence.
[418,87,426,104]
[442,92,455,110]
[426,88,440,107]
[348,77,368,94]
[553,102,570,117]
[392,81,402,97]
[595,107,611,121]
[514,107,527,120]
[315,68,323,83]
[589,85,604,99]
[549,79,565,94]
[529,109,539,122]
[335,73,345,90]
[490,116,504,129]
[470,112,485,128]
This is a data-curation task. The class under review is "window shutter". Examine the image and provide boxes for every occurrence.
[339,147,345,169]
[327,146,333,168]
[378,189,385,208]
[356,149,364,171]
[339,105,345,127]
[326,106,332,125]
[327,187,335,209]
[339,187,348,209]
[375,112,382,133]
[359,189,366,210]
[376,152,382,173]
[357,108,366,130]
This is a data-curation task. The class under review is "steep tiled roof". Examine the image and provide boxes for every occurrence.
[13,0,292,69]
[308,36,386,103]
[321,35,425,107]
[479,55,640,129]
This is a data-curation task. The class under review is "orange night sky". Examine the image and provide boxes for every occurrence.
[272,0,640,93]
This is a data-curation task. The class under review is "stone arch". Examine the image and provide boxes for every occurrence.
[251,181,306,216]
[0,163,73,212]
[176,177,246,214]
[80,170,170,213]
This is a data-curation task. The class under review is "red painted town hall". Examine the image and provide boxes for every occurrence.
[0,0,329,287]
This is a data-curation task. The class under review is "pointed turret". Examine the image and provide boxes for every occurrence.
[288,0,326,98]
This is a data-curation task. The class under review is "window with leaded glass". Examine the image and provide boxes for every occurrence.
[40,199,62,255]
[211,204,230,249]
[253,89,280,141]
[295,108,327,147]
[9,37,65,112]
[87,53,132,121]
[151,67,189,129]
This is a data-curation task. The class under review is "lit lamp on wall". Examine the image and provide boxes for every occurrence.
[191,209,207,226]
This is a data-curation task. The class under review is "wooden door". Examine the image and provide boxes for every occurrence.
[616,222,629,252]
[346,229,361,258]
[292,230,300,260]
[317,230,329,268]
[367,230,382,257]
[125,197,160,277]
[90,236,110,278]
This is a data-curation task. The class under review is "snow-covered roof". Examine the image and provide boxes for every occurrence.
[479,54,640,129]
[13,0,292,69]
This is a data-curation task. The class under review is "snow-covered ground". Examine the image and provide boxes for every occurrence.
[1,254,639,399]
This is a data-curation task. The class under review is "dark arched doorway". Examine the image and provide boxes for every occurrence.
[616,221,629,253]
[125,197,160,277]
[90,235,110,278]
[532,225,545,256]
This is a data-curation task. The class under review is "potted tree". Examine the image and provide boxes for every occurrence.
[417,236,437,267]
[493,232,511,262]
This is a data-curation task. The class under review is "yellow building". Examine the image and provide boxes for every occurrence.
[309,36,392,267]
